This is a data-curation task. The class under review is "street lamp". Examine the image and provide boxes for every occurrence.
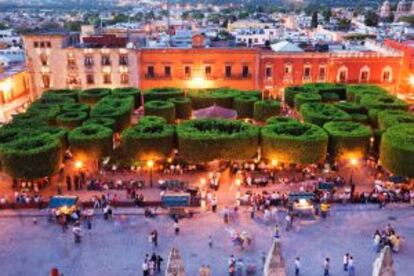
[75,161,83,170]
[349,158,358,185]
[147,160,154,188]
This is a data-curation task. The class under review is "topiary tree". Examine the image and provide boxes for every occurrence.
[377,110,414,130]
[359,95,408,111]
[300,102,352,126]
[177,119,259,163]
[144,100,176,123]
[112,87,141,108]
[61,103,90,113]
[56,111,88,129]
[168,97,192,119]
[79,88,111,106]
[233,95,258,118]
[380,123,414,177]
[351,113,369,124]
[294,92,322,108]
[0,134,63,179]
[320,92,340,103]
[121,121,175,161]
[323,121,372,160]
[43,89,80,101]
[11,113,49,127]
[90,97,134,132]
[253,100,281,122]
[346,84,387,102]
[266,116,298,125]
[261,122,328,164]
[68,124,113,162]
[144,87,184,102]
[83,117,116,131]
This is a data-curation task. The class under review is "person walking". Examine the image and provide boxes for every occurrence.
[153,230,158,247]
[348,256,355,276]
[156,255,163,272]
[173,221,179,235]
[323,258,330,276]
[273,224,280,239]
[343,253,349,271]
[285,213,292,231]
[212,197,217,213]
[208,235,213,248]
[142,258,149,276]
[294,257,301,276]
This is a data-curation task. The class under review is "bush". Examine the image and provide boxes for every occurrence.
[38,94,76,106]
[61,103,90,113]
[300,103,352,126]
[168,97,192,119]
[79,88,111,106]
[351,113,369,124]
[68,124,113,162]
[321,92,340,102]
[360,95,409,111]
[11,113,49,127]
[334,101,366,114]
[323,121,372,160]
[112,87,141,108]
[138,115,168,126]
[261,122,328,164]
[302,83,347,100]
[266,116,298,125]
[43,89,80,101]
[253,100,281,122]
[27,104,61,124]
[177,119,259,163]
[144,100,176,123]
[121,121,175,161]
[144,87,184,102]
[294,92,321,108]
[56,111,88,129]
[377,110,414,130]
[188,88,241,109]
[90,97,134,132]
[284,86,314,107]
[233,95,258,118]
[83,117,116,130]
[346,85,387,102]
[380,123,414,177]
[0,134,63,179]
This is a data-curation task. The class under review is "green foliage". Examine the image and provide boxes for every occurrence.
[144,87,184,102]
[11,113,49,127]
[284,86,314,107]
[360,95,409,111]
[111,87,141,108]
[0,134,62,179]
[294,92,321,108]
[380,123,414,177]
[177,119,259,163]
[334,101,366,114]
[56,111,88,129]
[188,88,241,109]
[261,122,328,164]
[233,95,258,118]
[138,116,168,126]
[377,110,414,130]
[253,100,281,122]
[168,97,192,119]
[321,92,340,102]
[323,121,372,160]
[90,97,134,132]
[302,83,347,100]
[44,89,80,101]
[38,94,76,106]
[68,124,113,162]
[346,85,387,102]
[121,120,175,161]
[144,100,176,123]
[79,88,111,106]
[61,103,90,113]
[300,103,352,126]
[26,103,61,124]
[83,117,116,131]
[266,116,298,125]
[351,113,369,124]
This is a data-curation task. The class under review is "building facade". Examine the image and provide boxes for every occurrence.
[21,33,413,99]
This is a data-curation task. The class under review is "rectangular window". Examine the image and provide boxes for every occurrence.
[383,71,391,82]
[68,76,78,85]
[86,74,94,85]
[360,71,369,83]
[284,65,292,75]
[225,65,232,78]
[34,42,39,48]
[304,67,311,78]
[40,42,45,48]
[319,67,326,80]
[147,66,154,78]
[46,42,51,48]
[42,75,50,88]
[119,55,128,66]
[265,67,272,78]
[242,66,250,78]
[205,66,212,77]
[103,74,111,84]
[121,73,129,85]
[101,55,111,66]
[84,55,94,67]
[164,66,171,77]
[67,55,76,67]
[184,66,191,78]
[339,71,347,82]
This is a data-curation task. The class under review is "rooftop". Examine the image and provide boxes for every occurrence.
[0,61,26,80]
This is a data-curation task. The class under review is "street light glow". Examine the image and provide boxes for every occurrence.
[349,158,358,166]
[75,161,83,169]
[147,160,154,168]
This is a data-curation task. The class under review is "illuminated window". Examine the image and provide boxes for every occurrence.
[184,66,191,78]
[42,74,50,88]
[382,66,392,83]
[103,74,111,84]
[120,73,129,85]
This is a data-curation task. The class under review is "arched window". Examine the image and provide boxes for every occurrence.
[359,66,370,83]
[337,66,348,83]
[382,66,392,83]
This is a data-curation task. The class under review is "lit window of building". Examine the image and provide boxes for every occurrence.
[184,66,192,78]
[103,73,111,84]
[120,73,129,85]
[337,66,348,83]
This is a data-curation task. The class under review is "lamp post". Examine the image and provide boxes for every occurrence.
[147,160,154,188]
[349,158,358,185]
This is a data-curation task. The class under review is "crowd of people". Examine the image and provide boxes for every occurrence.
[373,223,402,253]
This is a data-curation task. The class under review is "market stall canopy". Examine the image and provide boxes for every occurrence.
[193,105,237,119]
[264,240,286,276]
[166,247,185,276]
[372,246,396,276]
[48,196,79,209]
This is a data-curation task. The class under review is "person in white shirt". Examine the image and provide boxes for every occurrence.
[348,256,355,276]
[343,253,349,271]
[294,257,301,276]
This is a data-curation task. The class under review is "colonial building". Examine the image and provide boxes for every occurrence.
[21,31,414,99]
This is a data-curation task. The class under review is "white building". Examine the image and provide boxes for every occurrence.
[234,28,282,46]
[0,29,22,46]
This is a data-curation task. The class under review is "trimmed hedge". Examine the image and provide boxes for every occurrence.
[360,95,409,111]
[43,89,80,101]
[61,103,90,113]
[188,89,241,109]
[300,103,352,126]
[56,111,88,129]
[261,122,329,164]
[168,97,192,119]
[302,83,347,100]
[351,113,369,124]
[90,97,134,132]
[266,116,298,125]
[323,121,372,160]
[68,124,113,162]
[83,117,116,130]
[144,87,184,102]
[0,134,63,179]
[380,123,414,177]
[138,115,168,126]
[346,85,387,102]
[233,95,258,118]
[144,100,176,123]
[27,104,61,124]
[121,121,175,161]
[294,92,321,108]
[177,119,259,163]
[11,113,48,127]
[321,92,340,102]
[38,94,76,106]
[377,110,414,130]
[284,86,314,107]
[253,100,281,122]
[79,88,111,106]
[334,101,366,114]
[112,87,141,108]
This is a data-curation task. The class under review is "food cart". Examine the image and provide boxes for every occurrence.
[289,192,315,217]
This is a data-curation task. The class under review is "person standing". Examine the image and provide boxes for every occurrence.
[174,221,179,235]
[348,256,355,276]
[294,257,301,276]
[323,258,330,276]
[343,253,349,271]
[250,204,256,219]
[156,255,163,272]
[153,230,158,247]
[274,224,280,239]
[208,235,213,248]
[285,213,292,231]
[142,258,149,276]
